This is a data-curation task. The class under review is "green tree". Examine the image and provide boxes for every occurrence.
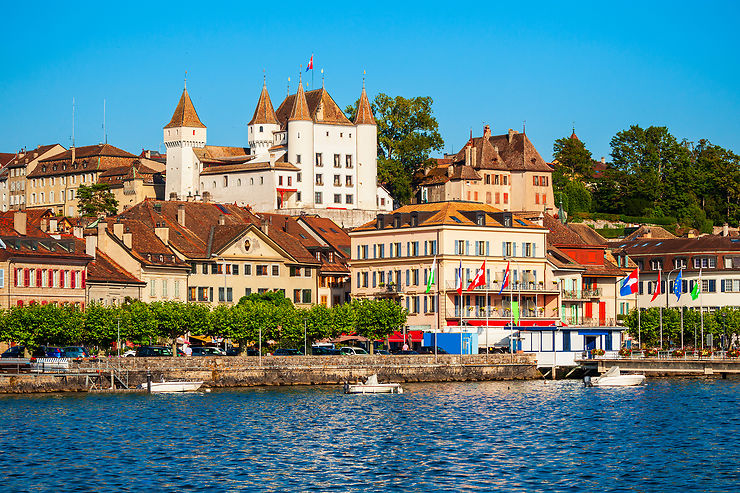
[77,183,119,217]
[346,93,444,204]
[553,135,594,182]
[562,180,592,215]
[238,290,292,308]
[352,299,407,354]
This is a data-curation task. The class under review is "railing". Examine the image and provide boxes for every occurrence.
[377,283,403,294]
[591,350,740,360]
[561,288,602,299]
[444,281,557,292]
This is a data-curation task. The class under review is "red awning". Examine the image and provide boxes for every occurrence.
[446,319,561,327]
[387,330,424,343]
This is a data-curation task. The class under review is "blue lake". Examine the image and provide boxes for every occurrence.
[1,379,739,492]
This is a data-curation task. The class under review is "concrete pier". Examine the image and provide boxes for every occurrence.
[0,354,538,393]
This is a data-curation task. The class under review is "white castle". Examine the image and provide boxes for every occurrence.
[163,76,393,223]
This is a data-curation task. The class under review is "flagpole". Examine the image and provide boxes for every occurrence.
[637,270,641,350]
[680,268,684,349]
[700,269,704,350]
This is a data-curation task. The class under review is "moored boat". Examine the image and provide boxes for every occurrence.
[138,381,204,392]
[344,374,403,394]
[585,366,645,387]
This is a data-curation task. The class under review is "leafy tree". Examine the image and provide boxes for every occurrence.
[346,93,444,204]
[238,291,292,308]
[352,299,407,354]
[77,183,119,217]
[562,180,592,215]
[553,134,594,182]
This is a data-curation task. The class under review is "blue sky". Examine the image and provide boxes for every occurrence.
[1,1,738,161]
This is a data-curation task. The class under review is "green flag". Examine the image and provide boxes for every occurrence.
[691,272,701,300]
[511,301,519,324]
[426,256,436,294]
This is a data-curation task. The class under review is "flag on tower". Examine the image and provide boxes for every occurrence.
[691,269,701,300]
[426,256,436,294]
[650,270,662,302]
[455,259,463,296]
[619,268,639,296]
[467,261,486,291]
[498,261,510,295]
[306,55,313,71]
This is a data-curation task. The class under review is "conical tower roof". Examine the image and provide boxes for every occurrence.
[164,87,206,129]
[249,82,279,125]
[289,79,312,122]
[354,85,376,125]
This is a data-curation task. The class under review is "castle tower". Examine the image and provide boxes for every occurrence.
[248,80,279,155]
[163,84,206,200]
[354,81,378,209]
[287,78,314,206]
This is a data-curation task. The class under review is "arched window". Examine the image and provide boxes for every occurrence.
[237,179,241,186]
[212,181,216,188]
[250,178,254,185]
[260,177,264,185]
[223,176,228,187]
[259,125,264,132]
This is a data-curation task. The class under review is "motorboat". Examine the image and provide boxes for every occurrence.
[344,374,403,394]
[585,366,645,387]
[138,380,204,392]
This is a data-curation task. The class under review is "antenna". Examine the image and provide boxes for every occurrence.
[103,99,107,145]
[287,76,291,96]
[321,68,324,89]
[71,97,75,148]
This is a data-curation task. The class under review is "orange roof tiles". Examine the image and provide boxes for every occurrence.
[164,87,206,129]
[354,86,376,125]
[249,83,279,125]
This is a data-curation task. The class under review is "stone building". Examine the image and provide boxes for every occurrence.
[1,144,65,211]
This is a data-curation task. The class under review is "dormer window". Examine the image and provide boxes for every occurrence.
[393,216,401,228]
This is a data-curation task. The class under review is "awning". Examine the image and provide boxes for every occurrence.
[387,330,424,343]
[447,319,560,327]
[577,330,613,336]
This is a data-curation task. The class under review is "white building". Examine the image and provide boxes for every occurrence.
[163,77,393,225]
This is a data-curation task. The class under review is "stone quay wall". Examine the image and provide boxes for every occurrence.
[0,354,538,393]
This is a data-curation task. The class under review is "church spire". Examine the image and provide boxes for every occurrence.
[164,84,205,129]
[249,79,279,125]
[289,73,312,122]
[354,75,375,125]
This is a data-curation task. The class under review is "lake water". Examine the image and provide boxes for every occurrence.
[1,379,739,492]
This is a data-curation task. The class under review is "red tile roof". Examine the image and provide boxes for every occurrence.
[249,83,279,125]
[164,87,206,129]
[87,249,144,285]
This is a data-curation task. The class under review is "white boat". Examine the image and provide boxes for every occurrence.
[585,366,645,387]
[138,381,204,392]
[344,374,403,394]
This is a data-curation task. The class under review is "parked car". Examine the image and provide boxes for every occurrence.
[1,346,26,358]
[417,346,449,355]
[191,347,226,356]
[375,349,391,355]
[339,346,369,355]
[122,350,137,357]
[312,346,340,356]
[226,348,260,356]
[62,347,93,359]
[45,347,64,358]
[136,346,183,357]
[273,348,303,356]
[392,350,419,355]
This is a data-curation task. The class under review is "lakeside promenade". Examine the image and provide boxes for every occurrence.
[0,354,538,393]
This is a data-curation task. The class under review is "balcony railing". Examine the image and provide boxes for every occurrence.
[444,281,558,292]
[561,288,602,300]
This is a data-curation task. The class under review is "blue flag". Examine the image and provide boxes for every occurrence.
[674,269,683,301]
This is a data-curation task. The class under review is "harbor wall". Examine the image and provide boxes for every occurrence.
[0,354,538,393]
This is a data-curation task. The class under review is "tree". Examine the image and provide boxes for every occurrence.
[352,299,407,354]
[553,135,594,182]
[77,183,119,217]
[346,93,444,204]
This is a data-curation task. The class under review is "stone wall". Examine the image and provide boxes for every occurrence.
[0,354,538,393]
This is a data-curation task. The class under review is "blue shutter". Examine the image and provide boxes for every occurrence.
[513,243,517,257]
[465,241,470,255]
[372,271,376,288]
[454,241,459,255]
[721,280,726,292]
[356,272,360,288]
[486,269,490,287]
[502,241,506,257]
[356,245,360,259]
[485,241,490,256]
[533,243,537,258]
[424,241,428,256]
[406,297,410,311]
[466,268,470,283]
[424,296,428,313]
[406,270,410,286]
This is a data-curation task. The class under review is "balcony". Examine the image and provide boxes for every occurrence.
[561,288,602,300]
[445,281,558,293]
[375,283,403,297]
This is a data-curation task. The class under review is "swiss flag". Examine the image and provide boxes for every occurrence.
[650,270,662,302]
[467,261,486,291]
[306,55,314,71]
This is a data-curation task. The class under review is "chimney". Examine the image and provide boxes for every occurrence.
[177,204,186,227]
[261,223,269,236]
[269,153,276,168]
[483,125,491,139]
[73,226,83,239]
[447,165,453,177]
[218,214,226,226]
[508,128,516,142]
[145,150,151,159]
[470,146,477,166]
[465,145,471,166]
[123,232,133,248]
[723,223,729,237]
[601,157,606,164]
[97,221,108,250]
[13,211,26,236]
[85,235,97,258]
[155,226,170,244]
[113,222,124,239]
[71,146,75,165]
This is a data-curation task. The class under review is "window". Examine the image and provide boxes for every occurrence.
[362,272,368,287]
[673,258,687,269]
[503,175,508,185]
[534,176,539,186]
[260,177,264,185]
[174,280,180,298]
[346,155,353,168]
[315,153,323,166]
[334,194,342,204]
[256,265,268,276]
[302,289,312,303]
[345,176,353,186]
[162,280,168,297]
[287,176,292,186]
[219,287,225,302]
[650,259,663,270]
[503,193,508,204]
[150,280,156,297]
[334,174,341,186]
[316,174,323,186]
[223,176,228,187]
[334,154,341,167]
[297,172,302,182]
[315,192,323,204]
[296,154,301,164]
[503,242,513,257]
[485,174,491,185]
[279,176,283,186]
[294,289,301,303]
[693,257,717,269]
[272,265,279,276]
[345,194,353,204]
[244,264,252,275]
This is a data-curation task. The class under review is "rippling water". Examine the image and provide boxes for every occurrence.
[1,379,739,492]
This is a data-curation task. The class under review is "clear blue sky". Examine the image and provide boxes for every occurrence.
[1,1,738,161]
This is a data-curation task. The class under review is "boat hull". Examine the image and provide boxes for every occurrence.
[589,375,646,387]
[139,381,204,392]
[346,384,403,394]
